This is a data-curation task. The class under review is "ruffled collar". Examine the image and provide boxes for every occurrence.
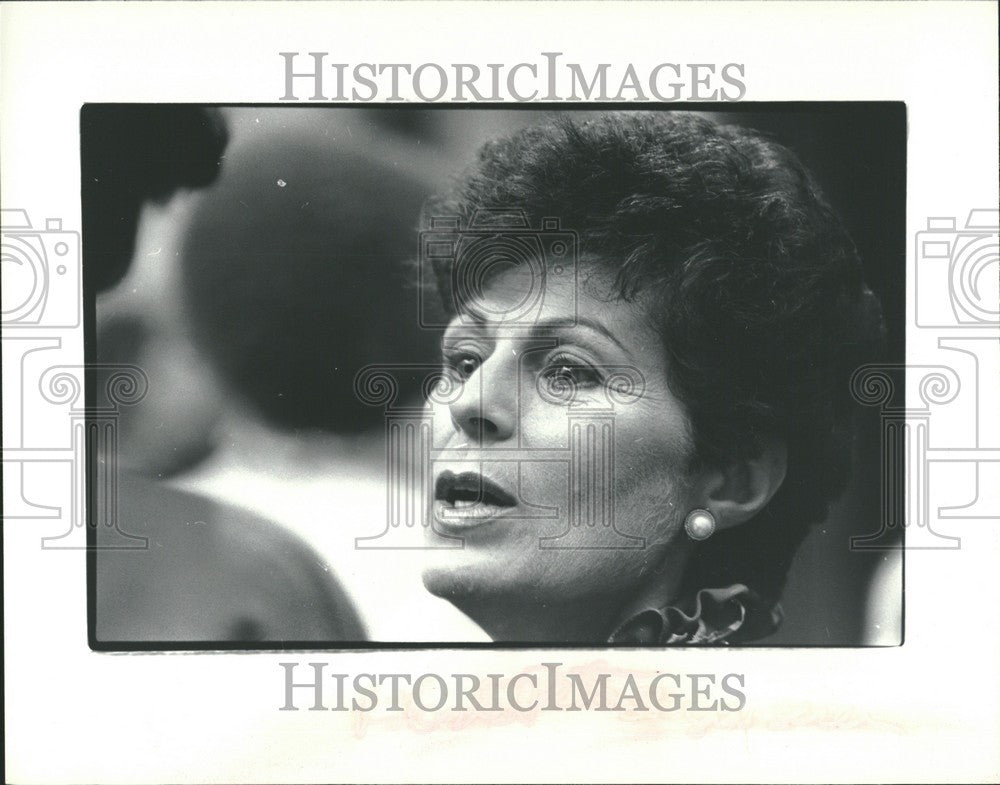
[607,583,783,645]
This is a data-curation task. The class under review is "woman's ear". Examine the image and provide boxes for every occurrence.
[696,438,788,532]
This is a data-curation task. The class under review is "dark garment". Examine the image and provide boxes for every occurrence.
[608,584,782,645]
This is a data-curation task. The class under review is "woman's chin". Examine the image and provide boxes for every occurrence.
[420,554,541,607]
[421,560,499,602]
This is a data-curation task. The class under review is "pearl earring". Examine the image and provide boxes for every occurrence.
[684,508,716,541]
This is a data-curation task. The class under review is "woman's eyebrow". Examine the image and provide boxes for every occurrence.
[531,316,631,356]
[442,306,488,337]
[443,314,632,358]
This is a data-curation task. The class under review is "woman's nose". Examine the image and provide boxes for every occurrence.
[448,357,517,444]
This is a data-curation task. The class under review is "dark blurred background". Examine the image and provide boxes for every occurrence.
[84,105,904,645]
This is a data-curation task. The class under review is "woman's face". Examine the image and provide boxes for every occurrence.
[422,261,700,610]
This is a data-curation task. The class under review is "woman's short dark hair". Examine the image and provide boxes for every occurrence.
[423,111,885,605]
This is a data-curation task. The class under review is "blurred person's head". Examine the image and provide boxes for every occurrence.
[419,112,884,643]
[83,105,229,294]
[87,106,229,477]
[181,118,440,437]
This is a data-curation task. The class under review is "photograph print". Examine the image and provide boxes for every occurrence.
[83,104,905,648]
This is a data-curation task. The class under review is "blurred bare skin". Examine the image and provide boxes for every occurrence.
[96,194,226,478]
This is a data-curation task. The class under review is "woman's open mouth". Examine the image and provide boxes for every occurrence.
[433,470,517,527]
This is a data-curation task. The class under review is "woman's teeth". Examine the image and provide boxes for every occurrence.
[438,499,508,519]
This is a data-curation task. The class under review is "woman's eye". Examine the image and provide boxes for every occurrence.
[542,358,601,392]
[446,352,481,380]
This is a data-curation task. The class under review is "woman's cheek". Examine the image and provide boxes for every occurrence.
[429,400,453,444]
[517,398,579,449]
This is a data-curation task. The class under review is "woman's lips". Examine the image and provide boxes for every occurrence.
[433,470,517,528]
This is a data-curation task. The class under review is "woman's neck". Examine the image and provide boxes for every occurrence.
[455,593,631,643]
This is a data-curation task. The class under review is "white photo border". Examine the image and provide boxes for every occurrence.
[2,2,998,783]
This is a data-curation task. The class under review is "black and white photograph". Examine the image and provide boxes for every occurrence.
[86,104,905,648]
[3,3,997,783]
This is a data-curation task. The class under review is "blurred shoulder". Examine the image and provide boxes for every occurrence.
[95,474,366,644]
